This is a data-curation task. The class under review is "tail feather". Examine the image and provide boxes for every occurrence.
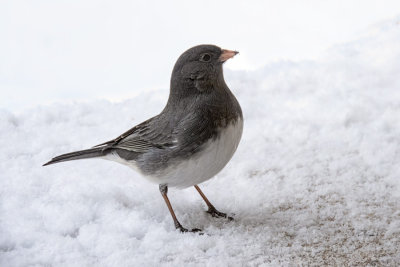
[43,147,108,166]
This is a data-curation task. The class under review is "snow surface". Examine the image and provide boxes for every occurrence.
[1,19,400,266]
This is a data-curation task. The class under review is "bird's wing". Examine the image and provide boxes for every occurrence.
[162,108,218,158]
[92,105,216,154]
[92,120,148,148]
[92,117,175,153]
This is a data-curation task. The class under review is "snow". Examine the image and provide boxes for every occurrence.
[1,19,400,266]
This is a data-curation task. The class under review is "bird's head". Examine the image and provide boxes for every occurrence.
[170,45,238,95]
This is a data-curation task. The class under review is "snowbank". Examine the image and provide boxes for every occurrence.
[1,18,400,266]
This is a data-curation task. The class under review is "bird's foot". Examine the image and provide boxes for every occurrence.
[175,222,203,234]
[207,207,234,221]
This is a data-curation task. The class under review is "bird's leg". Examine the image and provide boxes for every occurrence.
[159,184,202,233]
[159,184,186,231]
[194,185,233,220]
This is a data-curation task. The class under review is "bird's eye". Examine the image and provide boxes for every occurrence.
[200,54,211,62]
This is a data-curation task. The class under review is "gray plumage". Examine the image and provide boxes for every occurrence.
[44,44,243,232]
[44,45,242,181]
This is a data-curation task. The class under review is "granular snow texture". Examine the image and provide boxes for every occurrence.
[1,19,400,266]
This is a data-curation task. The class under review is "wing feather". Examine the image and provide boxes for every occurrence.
[92,116,175,153]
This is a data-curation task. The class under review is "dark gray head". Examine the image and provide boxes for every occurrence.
[169,45,238,100]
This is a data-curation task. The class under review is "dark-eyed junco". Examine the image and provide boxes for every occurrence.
[44,45,243,232]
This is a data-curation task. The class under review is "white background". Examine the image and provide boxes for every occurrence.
[1,0,400,111]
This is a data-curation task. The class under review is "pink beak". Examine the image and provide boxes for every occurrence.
[219,49,239,62]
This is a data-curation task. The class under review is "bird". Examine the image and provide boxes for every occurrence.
[43,44,243,233]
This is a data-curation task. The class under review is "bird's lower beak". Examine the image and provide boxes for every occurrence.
[219,49,239,62]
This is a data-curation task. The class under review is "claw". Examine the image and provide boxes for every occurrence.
[175,222,203,234]
[207,207,234,221]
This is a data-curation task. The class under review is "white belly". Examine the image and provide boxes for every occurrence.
[105,118,243,188]
[157,118,243,188]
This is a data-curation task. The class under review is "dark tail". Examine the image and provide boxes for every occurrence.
[43,147,108,166]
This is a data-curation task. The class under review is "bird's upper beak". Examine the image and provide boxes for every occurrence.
[219,49,239,62]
